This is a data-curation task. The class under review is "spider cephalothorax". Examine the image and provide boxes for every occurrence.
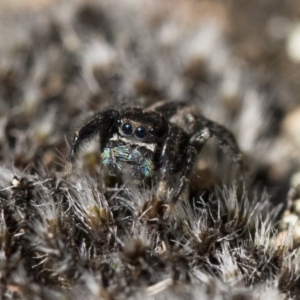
[101,108,168,180]
[67,101,244,204]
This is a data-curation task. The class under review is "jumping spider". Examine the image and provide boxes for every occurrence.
[67,101,244,205]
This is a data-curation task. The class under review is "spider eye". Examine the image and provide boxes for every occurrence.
[116,118,122,126]
[122,123,133,135]
[135,126,147,139]
[149,127,156,135]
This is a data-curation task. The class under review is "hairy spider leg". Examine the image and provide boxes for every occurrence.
[194,115,246,173]
[171,145,197,206]
[157,124,190,203]
[150,100,187,120]
[152,101,244,169]
[189,128,211,152]
[66,109,119,174]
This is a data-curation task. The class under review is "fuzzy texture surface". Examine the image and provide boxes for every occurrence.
[1,0,300,299]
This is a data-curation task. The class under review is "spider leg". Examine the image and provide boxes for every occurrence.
[66,109,119,174]
[171,145,197,205]
[157,124,195,205]
[149,100,188,120]
[190,128,211,152]
[195,115,246,172]
[157,124,182,200]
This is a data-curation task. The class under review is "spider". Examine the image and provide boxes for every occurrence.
[66,100,244,205]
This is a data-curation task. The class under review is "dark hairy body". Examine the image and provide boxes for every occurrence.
[67,101,244,205]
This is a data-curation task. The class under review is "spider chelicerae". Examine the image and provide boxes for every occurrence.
[67,100,244,205]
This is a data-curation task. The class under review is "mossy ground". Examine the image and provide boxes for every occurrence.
[1,1,300,299]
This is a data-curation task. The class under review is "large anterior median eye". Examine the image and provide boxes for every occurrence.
[135,126,147,139]
[122,123,133,135]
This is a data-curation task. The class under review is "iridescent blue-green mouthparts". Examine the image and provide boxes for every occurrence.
[101,145,130,175]
[102,145,154,178]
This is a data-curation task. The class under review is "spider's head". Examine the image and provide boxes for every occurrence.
[115,108,167,143]
[103,107,167,178]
